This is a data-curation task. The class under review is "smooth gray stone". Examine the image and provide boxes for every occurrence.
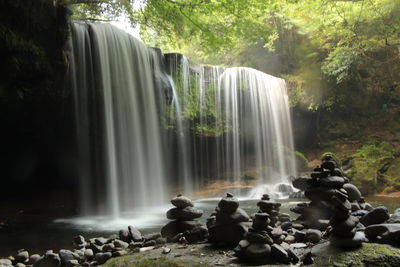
[342,183,361,202]
[361,206,390,226]
[304,229,322,244]
[171,195,193,208]
[94,252,112,265]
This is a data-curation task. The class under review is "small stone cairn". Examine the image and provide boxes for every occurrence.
[161,194,208,243]
[234,198,299,264]
[329,189,367,249]
[257,194,281,227]
[207,193,251,246]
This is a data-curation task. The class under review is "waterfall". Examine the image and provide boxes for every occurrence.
[70,22,297,218]
[70,22,167,216]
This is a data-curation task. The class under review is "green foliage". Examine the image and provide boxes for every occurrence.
[349,141,396,195]
[295,150,309,172]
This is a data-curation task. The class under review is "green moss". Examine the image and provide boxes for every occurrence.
[295,151,309,171]
[104,256,211,267]
[313,242,400,267]
[321,152,340,164]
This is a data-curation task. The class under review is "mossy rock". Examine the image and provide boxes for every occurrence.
[103,255,211,267]
[312,242,400,267]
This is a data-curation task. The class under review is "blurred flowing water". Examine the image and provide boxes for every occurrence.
[69,22,297,219]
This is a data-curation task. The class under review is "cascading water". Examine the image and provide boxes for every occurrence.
[70,22,166,217]
[70,22,297,219]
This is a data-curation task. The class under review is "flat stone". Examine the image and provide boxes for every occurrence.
[320,176,345,189]
[245,232,273,244]
[171,195,193,208]
[166,206,203,220]
[292,177,310,191]
[342,183,362,202]
[361,206,390,226]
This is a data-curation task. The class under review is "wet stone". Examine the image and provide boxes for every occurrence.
[166,206,203,220]
[215,208,249,225]
[217,194,239,214]
[171,195,194,209]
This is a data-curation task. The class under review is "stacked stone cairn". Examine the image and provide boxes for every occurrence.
[329,189,367,248]
[207,193,251,247]
[291,154,372,232]
[234,195,299,264]
[161,194,208,243]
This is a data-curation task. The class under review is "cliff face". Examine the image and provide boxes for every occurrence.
[0,0,74,199]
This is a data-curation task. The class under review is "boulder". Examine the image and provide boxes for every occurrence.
[161,220,202,239]
[361,206,390,226]
[215,208,249,225]
[208,222,249,246]
[128,225,142,242]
